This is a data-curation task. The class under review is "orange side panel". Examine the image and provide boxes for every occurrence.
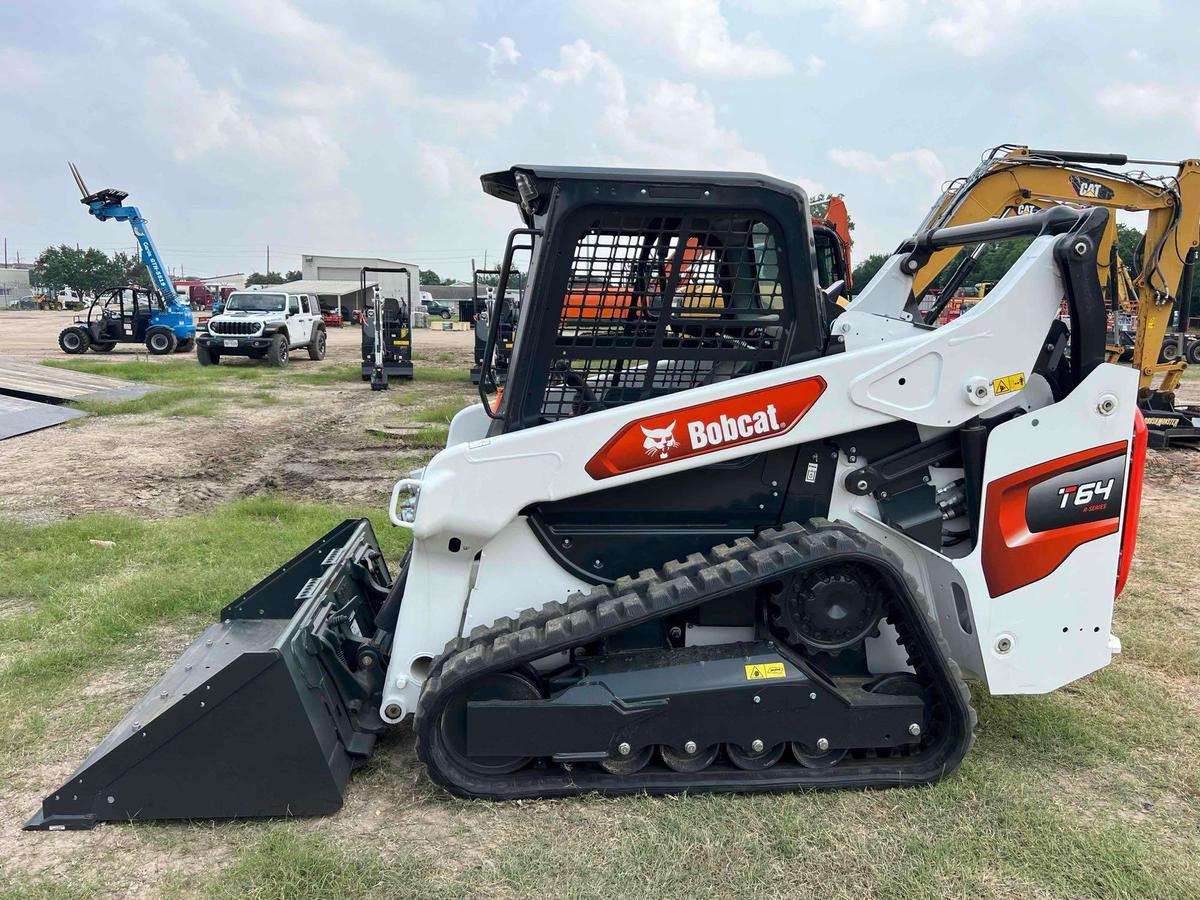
[1115,410,1147,599]
[981,441,1128,597]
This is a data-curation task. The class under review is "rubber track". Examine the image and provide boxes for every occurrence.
[415,519,976,798]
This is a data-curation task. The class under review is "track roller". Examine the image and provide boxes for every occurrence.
[790,742,847,768]
[726,741,787,771]
[660,743,719,773]
[599,745,654,775]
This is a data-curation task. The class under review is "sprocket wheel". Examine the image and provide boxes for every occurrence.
[771,564,885,654]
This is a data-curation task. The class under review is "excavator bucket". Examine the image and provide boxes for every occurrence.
[25,519,394,830]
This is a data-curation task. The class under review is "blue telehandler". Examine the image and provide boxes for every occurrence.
[57,163,196,355]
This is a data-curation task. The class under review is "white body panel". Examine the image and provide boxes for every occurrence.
[380,231,1138,721]
[953,363,1137,693]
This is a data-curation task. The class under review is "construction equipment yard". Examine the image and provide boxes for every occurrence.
[2,285,1200,898]
[8,5,1200,898]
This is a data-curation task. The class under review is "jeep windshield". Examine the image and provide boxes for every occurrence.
[224,293,287,313]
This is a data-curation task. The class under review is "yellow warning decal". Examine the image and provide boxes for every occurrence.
[744,661,786,680]
[1144,416,1177,426]
[393,340,410,346]
[992,372,1026,396]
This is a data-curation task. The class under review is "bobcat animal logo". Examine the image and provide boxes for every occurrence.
[640,422,679,459]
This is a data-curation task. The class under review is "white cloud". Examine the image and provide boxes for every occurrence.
[812,0,1082,57]
[415,142,476,196]
[144,55,347,189]
[201,0,525,136]
[479,36,521,71]
[812,0,913,30]
[575,0,792,77]
[0,48,43,92]
[804,54,826,77]
[1096,82,1200,132]
[829,147,948,204]
[539,41,768,171]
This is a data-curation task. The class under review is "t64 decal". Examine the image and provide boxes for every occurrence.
[585,377,826,479]
[981,440,1128,597]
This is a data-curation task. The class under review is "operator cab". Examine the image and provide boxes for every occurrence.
[478,165,835,581]
[480,166,830,435]
[93,285,159,344]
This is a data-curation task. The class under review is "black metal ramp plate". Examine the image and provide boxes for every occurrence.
[0,395,85,440]
[25,518,386,830]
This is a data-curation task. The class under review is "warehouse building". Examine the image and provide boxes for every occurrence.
[273,279,376,320]
[0,266,31,309]
[300,254,419,315]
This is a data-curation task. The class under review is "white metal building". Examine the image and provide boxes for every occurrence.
[0,266,31,309]
[274,279,375,317]
[301,255,419,312]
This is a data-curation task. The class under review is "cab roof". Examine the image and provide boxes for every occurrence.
[481,165,808,219]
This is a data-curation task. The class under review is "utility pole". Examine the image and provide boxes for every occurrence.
[266,244,270,276]
[3,237,6,267]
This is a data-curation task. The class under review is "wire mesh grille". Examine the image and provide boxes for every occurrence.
[538,210,792,422]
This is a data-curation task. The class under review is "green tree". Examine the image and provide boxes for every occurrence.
[31,245,121,298]
[285,269,302,281]
[110,251,153,290]
[1114,223,1143,275]
[476,268,527,290]
[850,253,888,291]
[246,271,286,286]
[419,269,443,285]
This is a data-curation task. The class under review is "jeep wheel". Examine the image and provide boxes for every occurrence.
[196,344,220,366]
[307,327,327,361]
[146,328,178,355]
[175,337,195,353]
[90,341,117,353]
[441,310,452,320]
[268,334,289,367]
[58,327,90,354]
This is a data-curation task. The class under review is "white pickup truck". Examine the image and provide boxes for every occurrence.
[197,289,326,367]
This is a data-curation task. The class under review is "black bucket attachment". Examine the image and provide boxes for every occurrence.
[25,518,395,830]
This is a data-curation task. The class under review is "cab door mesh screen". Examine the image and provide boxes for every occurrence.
[540,210,791,421]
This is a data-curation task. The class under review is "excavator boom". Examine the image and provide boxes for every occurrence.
[911,145,1200,446]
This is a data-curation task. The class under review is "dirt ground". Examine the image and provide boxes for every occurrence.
[0,310,477,524]
[2,309,1199,897]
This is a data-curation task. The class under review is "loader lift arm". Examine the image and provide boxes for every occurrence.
[908,145,1200,445]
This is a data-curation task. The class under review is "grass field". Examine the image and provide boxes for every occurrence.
[1,495,1197,898]
[43,357,472,424]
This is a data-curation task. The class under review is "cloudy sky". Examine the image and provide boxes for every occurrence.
[0,0,1193,279]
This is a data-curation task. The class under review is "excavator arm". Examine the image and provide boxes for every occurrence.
[911,146,1200,401]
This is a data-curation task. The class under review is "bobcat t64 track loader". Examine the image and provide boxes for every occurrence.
[28,167,1146,829]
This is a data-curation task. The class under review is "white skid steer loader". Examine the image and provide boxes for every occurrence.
[27,166,1146,829]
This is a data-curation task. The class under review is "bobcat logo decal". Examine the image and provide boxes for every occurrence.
[640,422,679,459]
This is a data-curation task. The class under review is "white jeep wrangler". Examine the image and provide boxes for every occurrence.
[197,290,326,367]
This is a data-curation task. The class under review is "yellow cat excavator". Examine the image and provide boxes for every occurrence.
[909,145,1200,447]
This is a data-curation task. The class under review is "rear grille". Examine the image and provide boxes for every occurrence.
[209,320,261,336]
